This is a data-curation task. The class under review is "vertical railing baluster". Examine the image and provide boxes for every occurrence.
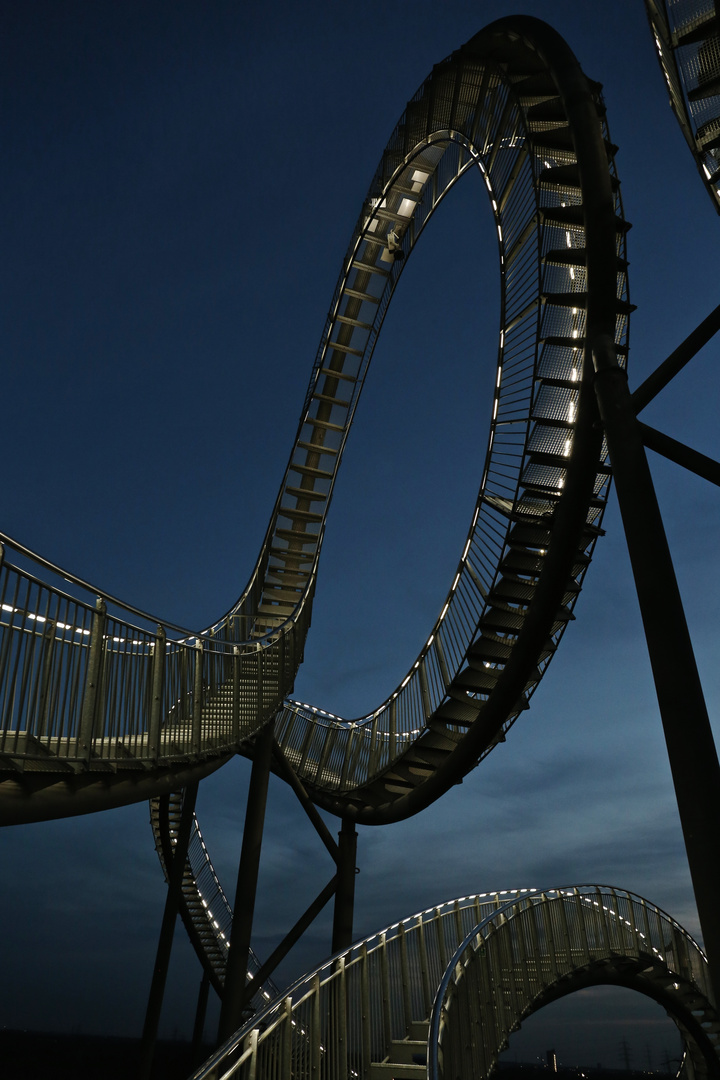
[360,943,371,1080]
[36,618,56,739]
[418,915,431,1019]
[389,698,396,760]
[281,996,293,1080]
[540,895,559,983]
[556,891,573,973]
[434,907,447,974]
[337,955,348,1079]
[78,597,106,761]
[192,638,203,754]
[453,900,463,947]
[148,626,166,762]
[369,714,379,776]
[380,932,392,1057]
[399,923,412,1035]
[310,974,321,1080]
[574,889,592,966]
[232,645,240,744]
[246,1027,259,1080]
[339,729,353,789]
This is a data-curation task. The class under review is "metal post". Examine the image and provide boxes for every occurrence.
[360,944,371,1080]
[331,818,357,953]
[217,721,274,1044]
[191,969,211,1066]
[189,967,209,1067]
[36,619,56,739]
[592,335,720,1007]
[232,646,240,744]
[192,638,204,754]
[78,596,106,759]
[138,782,199,1080]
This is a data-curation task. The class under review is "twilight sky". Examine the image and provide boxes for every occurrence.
[2,0,719,1068]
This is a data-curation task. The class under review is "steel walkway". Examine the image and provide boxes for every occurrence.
[0,18,630,828]
[190,885,720,1080]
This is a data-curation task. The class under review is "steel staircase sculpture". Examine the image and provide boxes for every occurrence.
[0,17,629,829]
[7,10,720,1075]
[189,886,720,1080]
[1,14,639,1043]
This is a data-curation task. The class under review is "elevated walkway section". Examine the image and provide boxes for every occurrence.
[190,885,720,1080]
[0,19,630,827]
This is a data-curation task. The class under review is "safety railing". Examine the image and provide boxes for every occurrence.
[189,888,538,1080]
[191,885,717,1080]
[0,536,310,769]
[430,886,718,1079]
[1,32,628,807]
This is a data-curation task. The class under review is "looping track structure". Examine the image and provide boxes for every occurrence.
[0,17,630,832]
[0,17,647,1061]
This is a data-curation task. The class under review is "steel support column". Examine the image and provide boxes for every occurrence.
[217,721,273,1043]
[331,818,357,953]
[638,421,720,488]
[191,969,211,1065]
[592,334,720,1007]
[138,782,199,1080]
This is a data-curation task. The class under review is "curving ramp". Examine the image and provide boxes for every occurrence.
[189,885,720,1080]
[0,15,629,827]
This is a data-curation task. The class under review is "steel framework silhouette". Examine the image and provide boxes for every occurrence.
[2,7,720,1077]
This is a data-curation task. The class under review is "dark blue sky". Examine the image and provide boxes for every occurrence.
[2,0,718,1067]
